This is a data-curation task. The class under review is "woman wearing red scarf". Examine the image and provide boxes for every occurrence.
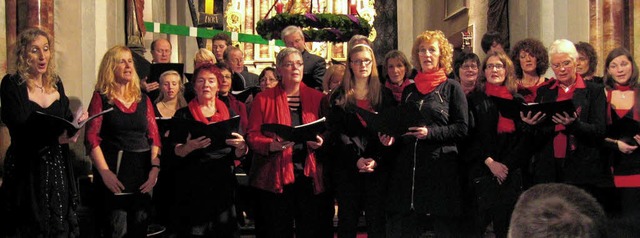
[170,63,248,237]
[385,30,468,237]
[247,47,333,237]
[326,44,396,238]
[601,47,640,218]
[466,52,529,238]
[383,50,414,103]
[525,39,611,206]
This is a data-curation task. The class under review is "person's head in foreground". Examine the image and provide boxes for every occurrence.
[508,183,606,238]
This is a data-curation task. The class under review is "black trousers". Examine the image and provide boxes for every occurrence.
[334,170,387,238]
[253,176,334,238]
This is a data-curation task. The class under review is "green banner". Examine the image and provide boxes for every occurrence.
[144,21,285,46]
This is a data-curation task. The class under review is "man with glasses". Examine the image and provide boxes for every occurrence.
[281,25,326,91]
[224,46,259,91]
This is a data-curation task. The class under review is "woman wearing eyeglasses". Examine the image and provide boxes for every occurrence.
[523,39,611,200]
[385,30,468,237]
[601,47,640,217]
[511,38,550,103]
[326,44,396,238]
[466,52,529,238]
[453,52,481,95]
[246,47,333,237]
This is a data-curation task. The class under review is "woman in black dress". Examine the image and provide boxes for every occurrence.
[0,28,85,237]
[466,52,528,238]
[327,44,396,238]
[170,63,248,237]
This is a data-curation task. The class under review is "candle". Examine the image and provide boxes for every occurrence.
[276,1,284,14]
[349,2,358,15]
[205,0,214,14]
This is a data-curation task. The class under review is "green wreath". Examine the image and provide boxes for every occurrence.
[256,13,372,43]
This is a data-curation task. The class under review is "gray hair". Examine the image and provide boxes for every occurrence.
[281,25,304,40]
[548,39,579,61]
[276,47,302,67]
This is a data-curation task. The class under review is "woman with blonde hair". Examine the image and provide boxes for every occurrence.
[327,44,396,238]
[85,45,161,237]
[0,27,85,237]
[194,48,217,69]
[385,30,468,237]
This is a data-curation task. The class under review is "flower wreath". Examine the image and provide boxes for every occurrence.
[256,13,372,43]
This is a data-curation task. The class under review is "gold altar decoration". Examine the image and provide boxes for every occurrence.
[223,0,376,73]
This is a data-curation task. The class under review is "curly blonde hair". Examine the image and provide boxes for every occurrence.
[411,30,453,74]
[15,28,58,93]
[95,45,142,104]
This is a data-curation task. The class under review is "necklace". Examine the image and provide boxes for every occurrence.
[33,83,44,92]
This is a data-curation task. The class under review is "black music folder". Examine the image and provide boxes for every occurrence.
[231,86,261,102]
[260,117,327,143]
[491,97,576,119]
[30,107,114,137]
[350,103,427,137]
[611,117,640,146]
[131,51,151,79]
[148,63,184,84]
[170,115,241,151]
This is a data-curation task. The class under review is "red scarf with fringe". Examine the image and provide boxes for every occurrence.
[385,79,412,102]
[414,69,447,94]
[188,98,230,123]
[485,83,515,133]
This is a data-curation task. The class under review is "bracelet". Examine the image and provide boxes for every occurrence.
[151,164,161,170]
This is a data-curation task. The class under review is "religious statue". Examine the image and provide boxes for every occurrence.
[126,0,146,52]
[287,0,312,14]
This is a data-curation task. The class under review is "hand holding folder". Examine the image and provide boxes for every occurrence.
[491,96,576,120]
[170,115,241,151]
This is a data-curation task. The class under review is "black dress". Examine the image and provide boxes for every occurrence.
[169,107,239,237]
[0,74,79,237]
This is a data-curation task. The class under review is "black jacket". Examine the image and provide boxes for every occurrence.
[529,79,613,187]
[326,87,397,175]
[302,50,326,91]
[386,79,468,216]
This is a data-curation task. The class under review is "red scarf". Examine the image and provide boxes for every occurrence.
[551,74,585,158]
[188,98,230,124]
[485,83,515,133]
[385,79,412,102]
[414,69,447,95]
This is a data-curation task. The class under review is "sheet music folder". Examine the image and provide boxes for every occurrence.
[260,117,327,143]
[169,115,241,151]
[29,107,114,137]
[491,96,576,119]
[350,103,426,137]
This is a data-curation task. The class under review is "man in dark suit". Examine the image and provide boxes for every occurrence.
[281,25,326,91]
[224,46,259,91]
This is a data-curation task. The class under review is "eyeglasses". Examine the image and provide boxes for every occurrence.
[418,48,437,56]
[350,59,372,66]
[282,62,304,68]
[461,64,478,70]
[485,64,505,70]
[551,60,572,70]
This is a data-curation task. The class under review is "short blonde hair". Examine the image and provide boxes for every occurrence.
[411,30,454,74]
[95,45,142,104]
[194,48,217,69]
